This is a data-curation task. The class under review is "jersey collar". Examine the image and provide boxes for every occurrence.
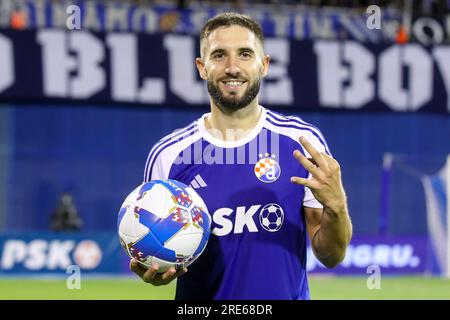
[197,105,267,148]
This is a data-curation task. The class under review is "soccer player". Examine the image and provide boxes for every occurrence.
[130,12,352,300]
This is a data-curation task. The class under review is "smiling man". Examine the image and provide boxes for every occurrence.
[130,12,353,300]
[199,20,268,116]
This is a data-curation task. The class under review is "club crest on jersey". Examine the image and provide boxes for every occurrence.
[254,153,281,183]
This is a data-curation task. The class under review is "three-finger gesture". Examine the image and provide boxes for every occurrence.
[291,136,346,213]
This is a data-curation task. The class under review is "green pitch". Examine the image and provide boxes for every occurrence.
[0,276,449,300]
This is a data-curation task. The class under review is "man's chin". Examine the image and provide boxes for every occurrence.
[222,91,240,100]
[216,99,250,114]
[208,78,260,114]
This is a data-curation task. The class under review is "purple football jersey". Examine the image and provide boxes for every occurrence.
[143,106,330,300]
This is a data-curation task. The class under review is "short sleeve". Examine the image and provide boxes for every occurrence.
[301,131,331,209]
[143,144,166,183]
[303,177,323,208]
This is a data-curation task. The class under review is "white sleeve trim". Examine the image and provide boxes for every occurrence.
[149,132,203,181]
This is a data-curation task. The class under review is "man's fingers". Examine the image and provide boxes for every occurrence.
[290,176,310,187]
[307,157,319,167]
[130,259,159,283]
[142,263,159,283]
[293,150,321,177]
[175,267,188,277]
[130,259,146,278]
[291,176,320,190]
[160,267,178,284]
[155,267,188,285]
[322,152,340,171]
[290,176,317,188]
[130,259,188,285]
[299,136,327,168]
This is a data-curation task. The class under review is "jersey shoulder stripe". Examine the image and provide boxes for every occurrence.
[267,109,323,133]
[265,111,331,155]
[266,110,328,143]
[145,128,201,182]
[144,121,197,180]
[144,121,198,182]
[144,127,200,182]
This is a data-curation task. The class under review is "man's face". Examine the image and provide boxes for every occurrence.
[196,25,269,114]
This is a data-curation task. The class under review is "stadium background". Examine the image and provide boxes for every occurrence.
[0,0,449,299]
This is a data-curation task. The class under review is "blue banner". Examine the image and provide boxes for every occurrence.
[307,235,429,275]
[0,232,431,275]
[0,232,127,275]
[0,29,449,114]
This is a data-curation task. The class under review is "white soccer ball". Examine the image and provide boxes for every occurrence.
[117,179,211,272]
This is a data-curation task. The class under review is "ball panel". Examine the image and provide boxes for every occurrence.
[190,205,210,231]
[150,256,175,273]
[138,183,174,218]
[135,207,165,230]
[199,219,211,243]
[131,229,162,259]
[150,208,191,244]
[117,205,129,228]
[186,186,209,214]
[160,180,193,208]
[118,183,148,229]
[118,207,149,240]
[124,184,144,203]
[192,233,209,258]
[164,229,203,257]
[118,236,131,258]
[137,181,157,197]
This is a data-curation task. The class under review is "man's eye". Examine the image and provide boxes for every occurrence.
[241,52,252,58]
[213,53,224,59]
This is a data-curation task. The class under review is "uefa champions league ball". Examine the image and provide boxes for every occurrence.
[117,179,211,272]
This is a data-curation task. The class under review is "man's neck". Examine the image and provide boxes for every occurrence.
[205,102,262,142]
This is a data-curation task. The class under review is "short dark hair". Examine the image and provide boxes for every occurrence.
[199,12,264,57]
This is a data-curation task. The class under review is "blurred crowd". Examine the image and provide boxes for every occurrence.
[131,0,450,17]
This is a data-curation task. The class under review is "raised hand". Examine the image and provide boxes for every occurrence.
[291,136,346,213]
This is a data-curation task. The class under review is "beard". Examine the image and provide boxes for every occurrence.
[207,77,261,114]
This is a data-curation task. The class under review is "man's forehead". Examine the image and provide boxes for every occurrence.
[203,25,261,52]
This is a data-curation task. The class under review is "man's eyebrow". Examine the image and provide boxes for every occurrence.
[209,48,226,56]
[238,47,255,53]
[209,47,255,56]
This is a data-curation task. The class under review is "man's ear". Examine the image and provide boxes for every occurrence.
[196,57,208,80]
[261,54,270,78]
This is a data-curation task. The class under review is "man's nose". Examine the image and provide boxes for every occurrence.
[224,56,240,76]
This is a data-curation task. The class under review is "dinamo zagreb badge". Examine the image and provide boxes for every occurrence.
[254,153,281,183]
